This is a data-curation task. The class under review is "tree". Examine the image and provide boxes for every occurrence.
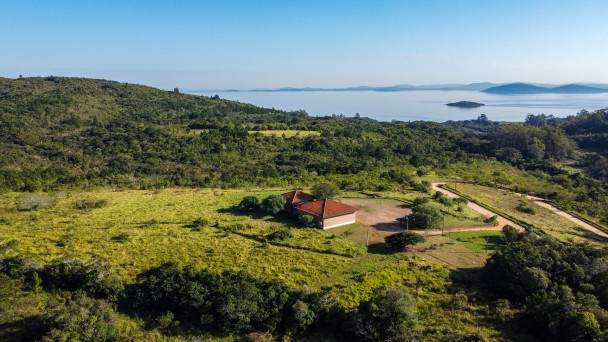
[239,196,260,211]
[501,225,520,244]
[261,195,286,215]
[311,182,340,199]
[410,204,443,229]
[347,287,417,341]
[385,232,425,251]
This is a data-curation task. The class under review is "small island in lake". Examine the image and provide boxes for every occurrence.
[446,101,485,108]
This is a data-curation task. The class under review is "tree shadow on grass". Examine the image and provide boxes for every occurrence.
[367,242,393,255]
[216,206,265,219]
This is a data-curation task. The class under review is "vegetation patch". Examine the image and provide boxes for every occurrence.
[445,230,504,253]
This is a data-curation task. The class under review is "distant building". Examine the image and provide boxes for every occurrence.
[281,190,359,229]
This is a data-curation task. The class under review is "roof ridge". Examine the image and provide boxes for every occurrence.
[322,199,327,218]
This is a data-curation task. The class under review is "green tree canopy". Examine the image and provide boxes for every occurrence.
[261,195,286,215]
[311,182,340,199]
[410,204,443,229]
[385,232,425,251]
[239,196,260,212]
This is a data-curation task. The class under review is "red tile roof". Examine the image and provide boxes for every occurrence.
[282,190,314,205]
[296,199,359,219]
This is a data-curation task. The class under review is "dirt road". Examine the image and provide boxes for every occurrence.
[514,193,608,239]
[431,183,525,232]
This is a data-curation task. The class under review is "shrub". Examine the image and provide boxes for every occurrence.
[484,215,499,226]
[261,195,286,215]
[74,199,108,210]
[267,229,292,241]
[385,232,425,251]
[412,197,429,207]
[298,214,315,228]
[516,203,536,215]
[17,194,54,211]
[239,196,261,212]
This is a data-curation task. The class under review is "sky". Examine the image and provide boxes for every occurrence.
[1,0,607,90]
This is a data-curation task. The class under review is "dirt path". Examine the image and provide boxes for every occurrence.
[514,193,608,239]
[431,183,525,232]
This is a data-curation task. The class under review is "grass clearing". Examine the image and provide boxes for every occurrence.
[445,230,504,253]
[0,187,534,340]
[248,130,321,137]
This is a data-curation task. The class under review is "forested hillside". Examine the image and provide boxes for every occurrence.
[1,77,607,224]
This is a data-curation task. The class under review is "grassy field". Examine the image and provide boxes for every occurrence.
[448,183,606,245]
[247,130,321,137]
[0,187,534,340]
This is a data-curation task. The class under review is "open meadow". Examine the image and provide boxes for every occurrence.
[0,187,531,340]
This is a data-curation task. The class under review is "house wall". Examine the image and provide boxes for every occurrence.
[322,213,356,229]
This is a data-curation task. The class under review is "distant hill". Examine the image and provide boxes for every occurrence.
[551,84,608,94]
[482,83,608,94]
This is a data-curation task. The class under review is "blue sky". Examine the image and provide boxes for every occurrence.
[1,1,607,89]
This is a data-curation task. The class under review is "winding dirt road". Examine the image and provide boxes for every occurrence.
[430,183,525,234]
[432,182,608,239]
[515,193,608,239]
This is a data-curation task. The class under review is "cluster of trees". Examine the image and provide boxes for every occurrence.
[0,245,418,341]
[486,227,608,341]
[239,194,286,215]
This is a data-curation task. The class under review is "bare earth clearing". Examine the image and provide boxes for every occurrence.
[340,198,410,231]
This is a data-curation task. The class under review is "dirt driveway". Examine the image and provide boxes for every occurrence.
[340,198,411,231]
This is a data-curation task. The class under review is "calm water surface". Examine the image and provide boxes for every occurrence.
[188,90,608,122]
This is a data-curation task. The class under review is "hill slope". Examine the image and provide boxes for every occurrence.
[482,82,608,94]
[0,76,469,191]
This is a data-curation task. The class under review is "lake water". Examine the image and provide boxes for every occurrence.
[188,90,608,122]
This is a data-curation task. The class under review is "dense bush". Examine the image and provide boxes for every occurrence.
[485,232,608,340]
[384,232,425,251]
[410,204,443,229]
[41,291,120,342]
[261,195,286,215]
[346,287,417,341]
[298,214,315,228]
[131,263,335,335]
[239,196,261,212]
[267,229,293,241]
[38,256,124,301]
